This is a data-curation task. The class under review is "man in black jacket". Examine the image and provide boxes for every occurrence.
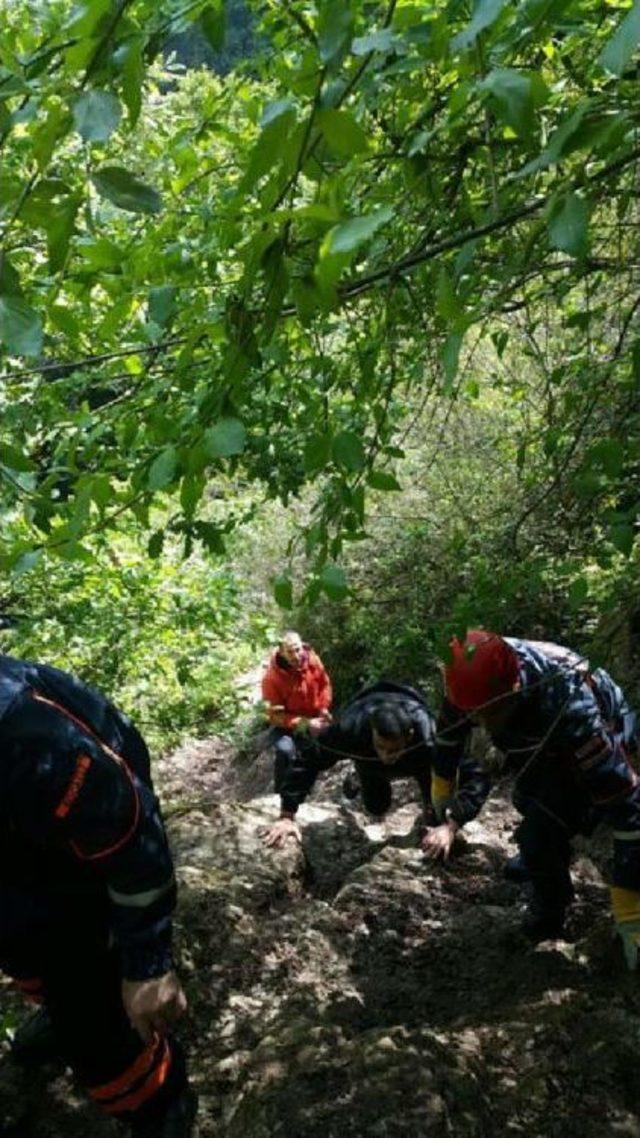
[263,680,490,849]
[0,655,196,1137]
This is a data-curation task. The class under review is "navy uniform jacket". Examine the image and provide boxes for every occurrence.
[0,655,176,981]
[279,679,490,823]
[435,638,639,811]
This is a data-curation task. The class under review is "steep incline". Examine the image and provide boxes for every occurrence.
[2,738,640,1136]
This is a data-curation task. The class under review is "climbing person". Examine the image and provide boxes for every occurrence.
[261,629,333,795]
[263,679,490,849]
[430,629,640,960]
[0,654,196,1136]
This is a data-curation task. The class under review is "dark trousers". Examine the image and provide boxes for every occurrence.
[513,764,597,917]
[272,728,334,796]
[354,760,395,816]
[0,892,185,1123]
[272,728,427,819]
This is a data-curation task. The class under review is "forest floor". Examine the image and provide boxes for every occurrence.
[2,734,640,1136]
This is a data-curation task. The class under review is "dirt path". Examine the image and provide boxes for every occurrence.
[2,738,640,1136]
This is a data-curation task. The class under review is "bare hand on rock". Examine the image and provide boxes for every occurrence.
[421,821,457,861]
[262,817,302,848]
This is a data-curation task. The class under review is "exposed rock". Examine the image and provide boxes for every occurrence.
[3,741,640,1136]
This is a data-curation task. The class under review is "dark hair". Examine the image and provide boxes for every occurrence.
[370,702,413,740]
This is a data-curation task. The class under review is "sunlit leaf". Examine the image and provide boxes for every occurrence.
[72,89,122,142]
[92,166,161,214]
[0,295,43,356]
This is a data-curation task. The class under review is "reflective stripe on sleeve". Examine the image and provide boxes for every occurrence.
[107,874,176,909]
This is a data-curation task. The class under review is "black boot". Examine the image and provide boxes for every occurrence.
[503,853,531,884]
[129,1086,198,1138]
[9,1008,62,1071]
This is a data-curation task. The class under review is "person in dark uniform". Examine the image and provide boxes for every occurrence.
[0,655,196,1136]
[432,629,640,955]
[263,680,489,850]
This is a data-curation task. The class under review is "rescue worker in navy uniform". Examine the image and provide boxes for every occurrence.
[428,629,640,962]
[263,679,490,849]
[0,655,196,1136]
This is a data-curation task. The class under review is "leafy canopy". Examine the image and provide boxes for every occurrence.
[0,0,639,605]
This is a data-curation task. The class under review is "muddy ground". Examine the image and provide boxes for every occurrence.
[2,737,640,1137]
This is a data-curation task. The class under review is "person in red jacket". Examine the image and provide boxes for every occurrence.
[261,631,333,800]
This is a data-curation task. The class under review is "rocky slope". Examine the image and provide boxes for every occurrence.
[2,737,640,1136]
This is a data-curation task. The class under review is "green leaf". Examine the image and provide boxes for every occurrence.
[609,522,635,556]
[52,541,92,563]
[323,207,393,256]
[519,103,588,176]
[587,438,624,478]
[0,443,34,472]
[452,0,507,50]
[304,433,332,474]
[90,475,113,508]
[12,550,42,576]
[548,192,589,258]
[351,29,398,55]
[0,258,20,295]
[320,562,349,601]
[194,521,226,554]
[317,109,369,157]
[92,166,161,214]
[317,0,354,68]
[436,268,460,320]
[148,530,165,558]
[292,276,330,322]
[240,102,296,193]
[72,89,122,143]
[148,446,178,490]
[120,37,144,127]
[32,104,72,169]
[480,69,546,138]
[149,285,177,327]
[367,470,402,491]
[47,194,82,273]
[180,473,205,516]
[599,1,640,76]
[568,576,589,608]
[0,295,43,356]
[204,418,246,458]
[200,2,226,51]
[332,431,366,472]
[273,573,293,609]
[442,332,462,386]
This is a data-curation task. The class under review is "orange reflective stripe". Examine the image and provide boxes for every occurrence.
[30,690,141,860]
[89,1038,173,1116]
[103,1043,172,1115]
[54,753,92,819]
[30,692,124,765]
[69,772,140,861]
[89,1034,161,1103]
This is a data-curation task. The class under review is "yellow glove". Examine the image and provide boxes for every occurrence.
[431,774,456,823]
[610,886,640,970]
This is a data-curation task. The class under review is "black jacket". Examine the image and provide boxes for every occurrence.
[0,655,176,981]
[279,679,489,823]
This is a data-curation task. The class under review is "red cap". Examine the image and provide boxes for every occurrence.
[444,630,519,712]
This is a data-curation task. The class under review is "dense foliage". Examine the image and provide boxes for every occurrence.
[0,0,639,736]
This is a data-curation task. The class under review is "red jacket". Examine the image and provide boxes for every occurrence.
[261,647,332,729]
